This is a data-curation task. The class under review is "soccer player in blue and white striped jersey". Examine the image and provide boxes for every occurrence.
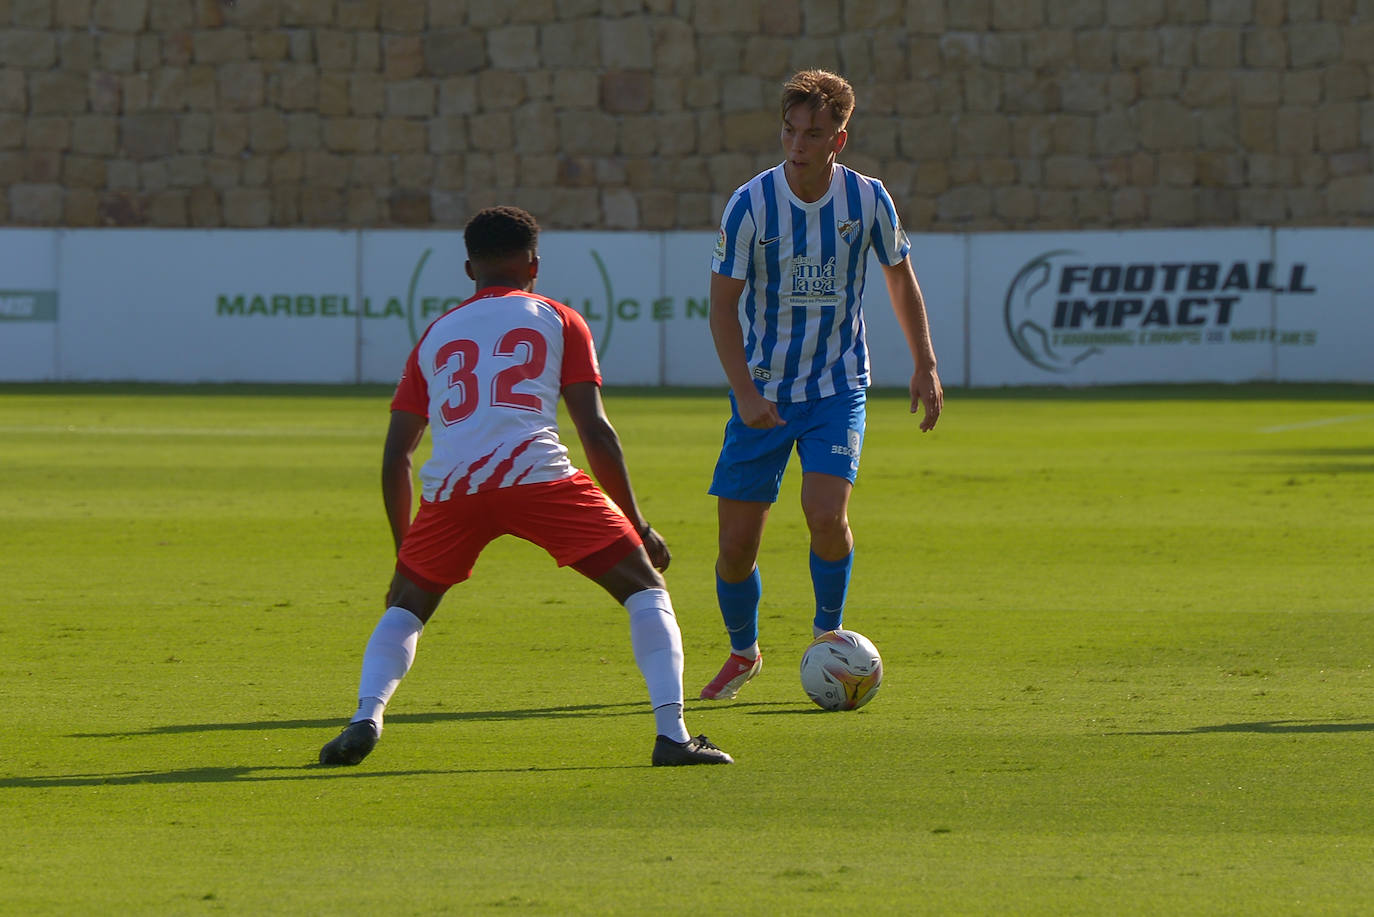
[700,69,943,701]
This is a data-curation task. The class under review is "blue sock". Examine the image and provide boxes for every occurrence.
[716,567,762,652]
[810,550,853,633]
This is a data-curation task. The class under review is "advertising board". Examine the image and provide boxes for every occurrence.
[1,227,1366,387]
[0,229,59,381]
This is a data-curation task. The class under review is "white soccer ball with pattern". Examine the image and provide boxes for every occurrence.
[799,629,883,711]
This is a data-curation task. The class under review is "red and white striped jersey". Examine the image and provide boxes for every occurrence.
[391,285,601,501]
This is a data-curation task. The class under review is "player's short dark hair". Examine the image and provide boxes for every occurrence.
[780,69,856,132]
[464,206,540,260]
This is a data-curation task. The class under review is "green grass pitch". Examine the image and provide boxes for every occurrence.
[1,383,1371,915]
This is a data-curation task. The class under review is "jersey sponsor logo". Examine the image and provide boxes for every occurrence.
[758,235,781,247]
[790,255,839,301]
[1004,249,1321,374]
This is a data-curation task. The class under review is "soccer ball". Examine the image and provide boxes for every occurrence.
[799,629,883,711]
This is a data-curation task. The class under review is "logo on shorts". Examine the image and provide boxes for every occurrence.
[830,428,862,461]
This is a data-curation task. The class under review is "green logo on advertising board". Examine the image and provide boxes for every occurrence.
[215,248,708,357]
[0,290,58,322]
[559,250,709,360]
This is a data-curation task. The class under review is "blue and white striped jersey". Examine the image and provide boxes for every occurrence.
[711,162,911,403]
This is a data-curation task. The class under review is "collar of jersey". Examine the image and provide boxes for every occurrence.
[775,161,840,210]
[468,285,527,304]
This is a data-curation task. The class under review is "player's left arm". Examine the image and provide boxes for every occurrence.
[880,256,943,432]
[381,409,427,551]
[562,381,670,571]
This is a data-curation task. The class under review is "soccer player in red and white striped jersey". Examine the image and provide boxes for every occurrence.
[319,206,731,767]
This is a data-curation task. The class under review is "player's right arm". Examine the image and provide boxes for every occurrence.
[880,257,942,433]
[381,409,426,551]
[708,271,783,429]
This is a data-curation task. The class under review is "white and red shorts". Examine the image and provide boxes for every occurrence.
[395,471,640,592]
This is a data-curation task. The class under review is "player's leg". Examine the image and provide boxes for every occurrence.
[509,474,732,765]
[318,572,440,766]
[796,390,865,636]
[581,546,732,765]
[800,472,855,634]
[702,398,794,698]
[352,572,443,727]
[320,498,488,766]
[698,497,769,699]
[583,545,688,739]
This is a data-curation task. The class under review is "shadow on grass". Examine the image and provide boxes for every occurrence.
[731,701,848,715]
[0,761,640,789]
[69,699,813,739]
[68,701,650,738]
[1122,719,1374,736]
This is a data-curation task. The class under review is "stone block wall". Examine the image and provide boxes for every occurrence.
[2,0,1371,230]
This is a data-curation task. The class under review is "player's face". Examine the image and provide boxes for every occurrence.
[781,104,847,186]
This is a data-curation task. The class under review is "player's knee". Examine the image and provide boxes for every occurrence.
[594,552,664,603]
[386,573,444,623]
[802,501,849,539]
[717,528,761,570]
[633,561,667,593]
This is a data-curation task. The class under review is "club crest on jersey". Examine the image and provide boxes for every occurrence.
[837,219,861,243]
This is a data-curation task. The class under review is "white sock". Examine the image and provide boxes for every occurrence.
[351,606,424,731]
[625,588,690,743]
[736,642,760,660]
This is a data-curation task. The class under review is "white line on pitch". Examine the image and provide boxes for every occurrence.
[1258,414,1374,434]
[0,424,374,438]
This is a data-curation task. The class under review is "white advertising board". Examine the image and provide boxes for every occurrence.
[357,231,697,387]
[0,229,59,381]
[2,227,1369,387]
[661,231,726,387]
[539,232,664,386]
[62,229,358,382]
[1274,228,1374,382]
[866,233,967,389]
[356,230,465,385]
[968,229,1290,387]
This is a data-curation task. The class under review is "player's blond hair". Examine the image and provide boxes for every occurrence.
[780,70,856,132]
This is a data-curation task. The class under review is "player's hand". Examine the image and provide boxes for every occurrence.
[736,389,785,429]
[911,366,943,432]
[639,525,671,572]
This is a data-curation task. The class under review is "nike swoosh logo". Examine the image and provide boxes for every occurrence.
[758,236,780,246]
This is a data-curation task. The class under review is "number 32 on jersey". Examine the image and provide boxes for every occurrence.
[433,327,547,425]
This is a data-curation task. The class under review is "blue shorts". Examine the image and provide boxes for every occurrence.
[709,389,867,503]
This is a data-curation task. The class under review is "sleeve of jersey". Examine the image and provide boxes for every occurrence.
[710,189,756,279]
[870,179,912,267]
[389,346,429,418]
[559,306,602,387]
